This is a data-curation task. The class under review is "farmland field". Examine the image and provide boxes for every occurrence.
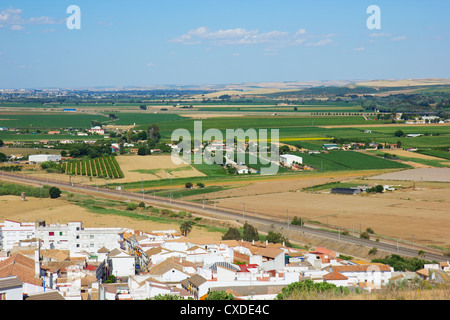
[0,112,109,129]
[60,155,124,179]
[294,150,411,171]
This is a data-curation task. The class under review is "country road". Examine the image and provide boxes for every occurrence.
[1,171,448,263]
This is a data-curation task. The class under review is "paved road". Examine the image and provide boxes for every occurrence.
[1,171,448,263]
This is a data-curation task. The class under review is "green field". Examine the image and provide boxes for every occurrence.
[0,112,109,129]
[294,150,411,171]
[417,149,450,160]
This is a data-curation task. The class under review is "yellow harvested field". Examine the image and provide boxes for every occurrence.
[380,149,447,160]
[114,154,206,183]
[0,195,223,239]
[355,78,450,87]
[213,186,450,248]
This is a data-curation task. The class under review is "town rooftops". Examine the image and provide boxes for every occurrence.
[332,264,392,273]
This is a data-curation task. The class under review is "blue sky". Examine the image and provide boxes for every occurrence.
[1,0,449,88]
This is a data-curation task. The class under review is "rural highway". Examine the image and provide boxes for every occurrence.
[1,171,448,263]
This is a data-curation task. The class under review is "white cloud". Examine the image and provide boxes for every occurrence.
[369,32,391,37]
[353,47,365,51]
[391,36,406,41]
[171,26,334,49]
[146,63,156,68]
[11,24,24,31]
[306,38,333,47]
[0,6,63,30]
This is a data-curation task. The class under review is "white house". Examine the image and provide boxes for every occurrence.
[107,248,135,278]
[0,219,37,251]
[330,264,393,288]
[279,154,303,166]
[88,126,105,135]
[0,276,23,300]
[28,154,61,164]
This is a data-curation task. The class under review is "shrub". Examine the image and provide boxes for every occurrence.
[360,232,370,240]
[126,203,138,211]
[368,247,378,255]
[197,182,205,188]
[138,201,146,208]
[366,227,375,234]
[161,209,173,215]
[49,186,61,199]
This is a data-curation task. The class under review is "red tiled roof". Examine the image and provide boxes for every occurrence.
[0,252,42,286]
[323,271,348,281]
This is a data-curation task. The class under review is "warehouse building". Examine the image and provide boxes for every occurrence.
[28,154,61,164]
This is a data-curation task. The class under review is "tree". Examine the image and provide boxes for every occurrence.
[0,139,4,147]
[204,291,234,300]
[394,130,404,137]
[266,231,292,246]
[222,227,241,240]
[242,222,259,242]
[366,227,375,234]
[49,186,61,199]
[104,274,116,283]
[368,247,378,255]
[185,182,193,189]
[396,140,402,148]
[360,232,370,240]
[196,182,205,188]
[137,146,147,156]
[180,221,194,237]
[0,152,8,162]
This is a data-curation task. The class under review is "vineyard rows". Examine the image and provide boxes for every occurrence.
[57,156,124,179]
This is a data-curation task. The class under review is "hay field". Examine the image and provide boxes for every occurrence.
[0,195,222,239]
[114,154,206,183]
[212,185,450,248]
[368,168,450,182]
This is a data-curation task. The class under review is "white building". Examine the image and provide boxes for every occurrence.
[28,154,61,164]
[107,248,135,278]
[0,219,37,251]
[35,221,124,255]
[279,154,303,166]
[88,126,105,135]
[0,276,23,300]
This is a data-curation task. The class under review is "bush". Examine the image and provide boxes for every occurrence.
[138,201,146,208]
[222,227,241,240]
[49,186,61,199]
[368,247,378,255]
[366,227,375,234]
[197,182,205,188]
[360,232,370,240]
[126,203,138,211]
[161,209,173,215]
[185,182,193,189]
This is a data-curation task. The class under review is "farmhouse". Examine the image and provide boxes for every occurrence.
[279,154,303,166]
[322,144,339,150]
[28,154,61,164]
[88,126,105,135]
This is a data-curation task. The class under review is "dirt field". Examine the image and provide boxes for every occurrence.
[0,195,223,240]
[114,154,206,183]
[368,168,450,182]
[380,149,447,161]
[213,185,450,248]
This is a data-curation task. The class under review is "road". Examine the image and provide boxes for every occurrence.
[1,171,448,263]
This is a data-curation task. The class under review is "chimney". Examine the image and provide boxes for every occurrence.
[35,240,41,278]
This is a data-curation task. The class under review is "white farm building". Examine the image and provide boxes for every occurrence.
[279,154,303,166]
[28,154,61,164]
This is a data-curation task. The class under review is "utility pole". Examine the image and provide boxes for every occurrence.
[287,208,289,228]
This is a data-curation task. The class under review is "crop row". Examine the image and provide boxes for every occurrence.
[60,156,123,179]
